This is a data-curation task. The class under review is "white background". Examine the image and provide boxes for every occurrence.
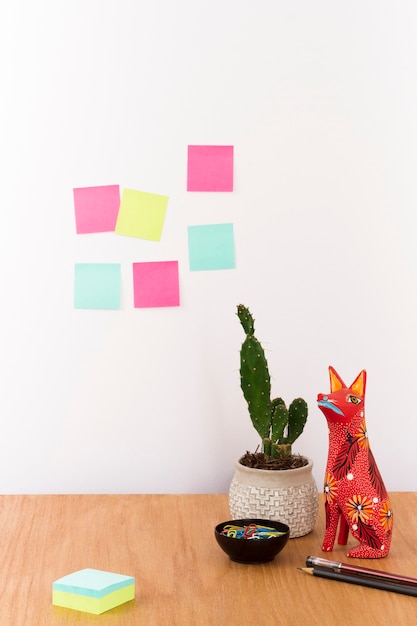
[1,1,416,493]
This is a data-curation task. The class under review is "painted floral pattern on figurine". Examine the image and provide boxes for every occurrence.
[318,366,393,559]
[346,494,374,523]
[324,473,338,504]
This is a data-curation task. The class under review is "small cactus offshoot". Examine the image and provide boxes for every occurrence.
[237,304,308,460]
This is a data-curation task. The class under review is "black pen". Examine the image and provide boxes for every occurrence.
[299,567,417,598]
[306,555,417,588]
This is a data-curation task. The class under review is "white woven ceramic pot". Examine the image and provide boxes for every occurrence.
[229,457,319,538]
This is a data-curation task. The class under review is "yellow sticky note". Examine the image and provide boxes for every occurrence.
[52,585,135,615]
[115,188,168,241]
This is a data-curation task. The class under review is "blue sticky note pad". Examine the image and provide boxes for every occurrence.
[187,223,235,271]
[53,569,134,598]
[74,263,121,309]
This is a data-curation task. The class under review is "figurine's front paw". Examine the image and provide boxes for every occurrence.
[347,544,389,559]
[321,543,334,552]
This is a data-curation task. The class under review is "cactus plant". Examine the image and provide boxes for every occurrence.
[237,304,308,463]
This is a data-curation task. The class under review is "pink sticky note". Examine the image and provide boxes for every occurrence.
[187,145,234,191]
[73,185,121,233]
[133,261,180,308]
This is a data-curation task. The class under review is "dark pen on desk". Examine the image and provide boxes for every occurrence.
[298,566,417,598]
[305,555,417,588]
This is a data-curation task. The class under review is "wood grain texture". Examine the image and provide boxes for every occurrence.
[0,493,415,625]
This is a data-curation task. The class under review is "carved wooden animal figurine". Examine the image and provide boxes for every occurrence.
[317,366,393,558]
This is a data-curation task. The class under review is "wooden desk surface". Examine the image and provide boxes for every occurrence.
[1,492,416,625]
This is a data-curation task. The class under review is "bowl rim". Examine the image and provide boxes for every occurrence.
[215,517,290,539]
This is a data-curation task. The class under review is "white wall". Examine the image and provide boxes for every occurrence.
[1,1,416,493]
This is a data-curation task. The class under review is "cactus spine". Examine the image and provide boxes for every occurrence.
[237,304,308,459]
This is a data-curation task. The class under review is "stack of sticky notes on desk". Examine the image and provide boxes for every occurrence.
[52,568,135,614]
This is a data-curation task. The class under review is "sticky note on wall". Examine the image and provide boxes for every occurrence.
[73,185,121,234]
[74,263,121,309]
[187,145,234,191]
[133,260,180,308]
[187,223,235,271]
[115,188,169,241]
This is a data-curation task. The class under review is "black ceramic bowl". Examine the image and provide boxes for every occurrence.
[214,518,290,564]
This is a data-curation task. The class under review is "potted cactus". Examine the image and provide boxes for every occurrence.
[237,303,308,469]
[228,304,318,537]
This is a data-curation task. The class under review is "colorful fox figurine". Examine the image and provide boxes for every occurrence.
[317,366,393,558]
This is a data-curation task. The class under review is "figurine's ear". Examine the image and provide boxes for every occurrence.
[350,370,366,398]
[329,366,346,392]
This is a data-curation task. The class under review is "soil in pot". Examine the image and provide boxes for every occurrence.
[239,451,308,471]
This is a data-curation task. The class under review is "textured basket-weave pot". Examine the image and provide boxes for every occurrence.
[229,457,319,538]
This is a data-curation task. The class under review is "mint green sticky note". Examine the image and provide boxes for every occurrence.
[74,263,121,309]
[187,223,235,271]
[53,568,134,598]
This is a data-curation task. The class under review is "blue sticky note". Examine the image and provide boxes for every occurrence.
[53,568,134,598]
[74,263,121,309]
[187,223,235,271]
